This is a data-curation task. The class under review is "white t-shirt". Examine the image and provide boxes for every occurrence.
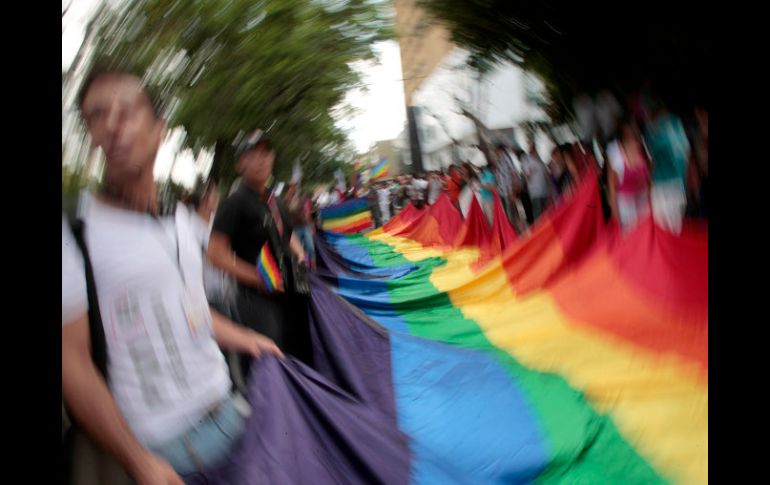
[377,187,390,207]
[62,192,230,448]
[427,178,443,204]
[606,140,625,183]
[458,182,479,217]
[412,178,428,201]
[188,211,229,304]
[376,188,391,221]
[523,155,549,198]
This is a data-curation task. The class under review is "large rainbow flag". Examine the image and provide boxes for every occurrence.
[192,173,707,484]
[320,196,373,233]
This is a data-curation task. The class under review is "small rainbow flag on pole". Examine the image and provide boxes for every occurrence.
[369,159,389,180]
[257,242,283,292]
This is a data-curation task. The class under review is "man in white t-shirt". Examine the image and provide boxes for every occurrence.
[522,144,552,221]
[410,174,429,208]
[376,182,392,224]
[62,67,282,484]
[426,171,443,205]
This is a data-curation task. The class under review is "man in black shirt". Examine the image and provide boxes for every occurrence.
[208,130,311,378]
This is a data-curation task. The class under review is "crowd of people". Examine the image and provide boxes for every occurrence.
[354,142,591,235]
[338,94,707,237]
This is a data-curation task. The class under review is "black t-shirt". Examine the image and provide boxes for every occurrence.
[212,184,292,267]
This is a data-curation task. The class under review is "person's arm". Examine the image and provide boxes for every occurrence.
[544,165,558,202]
[687,155,701,201]
[277,199,307,265]
[607,168,619,223]
[62,315,183,485]
[208,231,268,291]
[523,160,533,182]
[676,118,692,162]
[289,232,307,265]
[565,156,580,183]
[509,171,522,197]
[210,308,284,358]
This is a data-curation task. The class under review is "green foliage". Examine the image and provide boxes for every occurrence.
[62,165,95,197]
[91,0,393,188]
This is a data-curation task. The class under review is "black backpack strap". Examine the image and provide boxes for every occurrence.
[68,218,109,381]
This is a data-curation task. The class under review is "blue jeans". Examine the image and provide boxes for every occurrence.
[150,395,248,476]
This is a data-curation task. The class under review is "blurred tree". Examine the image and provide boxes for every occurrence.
[90,0,393,189]
[419,0,707,120]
